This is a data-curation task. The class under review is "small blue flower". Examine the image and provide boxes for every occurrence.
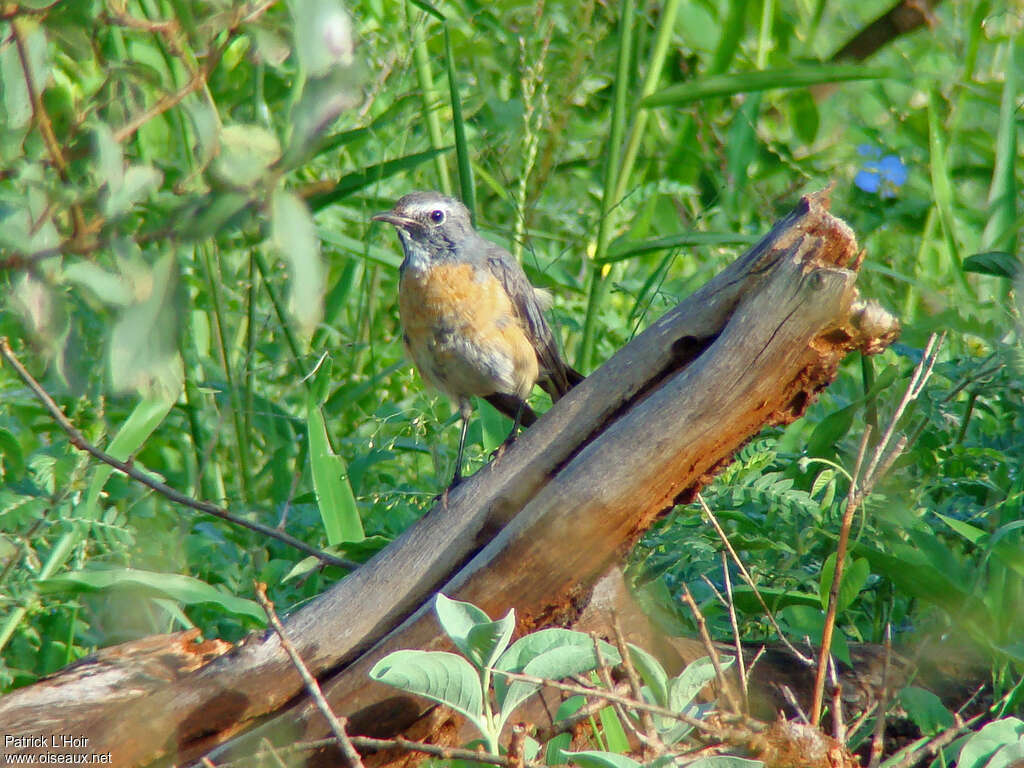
[854,145,907,198]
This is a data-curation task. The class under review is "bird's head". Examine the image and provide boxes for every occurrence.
[372,191,474,270]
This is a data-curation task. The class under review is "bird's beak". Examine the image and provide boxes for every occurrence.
[371,211,414,229]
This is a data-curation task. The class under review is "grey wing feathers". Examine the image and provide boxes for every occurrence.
[483,242,573,398]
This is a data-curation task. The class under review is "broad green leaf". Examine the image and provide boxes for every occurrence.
[104,164,163,217]
[271,189,324,337]
[599,704,630,753]
[435,594,515,670]
[213,124,281,187]
[0,20,47,129]
[936,513,987,544]
[687,758,763,768]
[108,251,183,397]
[290,0,354,77]
[897,686,953,736]
[964,251,1021,279]
[546,696,585,765]
[819,554,870,613]
[956,717,1024,768]
[557,751,641,768]
[668,655,725,713]
[0,428,25,480]
[806,404,855,457]
[306,393,363,545]
[642,65,908,108]
[369,650,484,726]
[37,567,265,622]
[985,741,1024,768]
[282,68,363,168]
[496,630,621,728]
[627,643,669,707]
[63,262,133,307]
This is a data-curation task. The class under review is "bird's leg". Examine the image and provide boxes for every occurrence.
[491,401,525,461]
[448,400,474,489]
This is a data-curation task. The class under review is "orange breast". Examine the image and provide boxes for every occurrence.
[399,263,538,401]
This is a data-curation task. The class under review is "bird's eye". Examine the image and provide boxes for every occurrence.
[429,209,445,224]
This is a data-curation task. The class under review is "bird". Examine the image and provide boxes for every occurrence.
[372,190,583,487]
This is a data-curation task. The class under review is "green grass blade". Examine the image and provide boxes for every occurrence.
[444,25,474,219]
[642,64,911,108]
[307,146,454,210]
[981,36,1017,252]
[319,228,402,268]
[600,232,758,264]
[927,88,969,294]
[307,393,364,545]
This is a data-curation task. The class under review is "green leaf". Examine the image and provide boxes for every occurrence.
[369,650,484,726]
[435,594,515,670]
[104,164,163,217]
[963,251,1021,279]
[897,686,953,736]
[0,428,25,480]
[557,751,641,768]
[668,655,725,713]
[63,262,133,307]
[627,643,669,707]
[819,554,870,613]
[936,513,987,544]
[290,0,354,77]
[806,404,855,457]
[956,717,1024,768]
[213,124,281,188]
[306,393,363,545]
[981,36,1017,252]
[687,759,763,768]
[37,567,265,622]
[0,20,48,130]
[271,189,324,337]
[495,630,621,729]
[642,64,909,108]
[108,250,183,397]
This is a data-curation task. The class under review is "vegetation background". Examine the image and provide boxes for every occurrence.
[0,0,1021,757]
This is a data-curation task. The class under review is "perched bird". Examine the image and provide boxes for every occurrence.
[373,191,582,487]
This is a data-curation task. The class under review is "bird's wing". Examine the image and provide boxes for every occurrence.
[482,241,572,397]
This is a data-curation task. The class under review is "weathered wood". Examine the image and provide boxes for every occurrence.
[0,189,899,767]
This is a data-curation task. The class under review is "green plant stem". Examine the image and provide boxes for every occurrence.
[201,244,253,503]
[407,2,452,194]
[577,0,635,371]
[254,250,310,395]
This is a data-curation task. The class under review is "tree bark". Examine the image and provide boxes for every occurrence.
[0,188,899,767]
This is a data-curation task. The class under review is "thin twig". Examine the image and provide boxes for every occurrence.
[828,655,845,742]
[811,427,872,726]
[0,338,356,570]
[867,624,892,768]
[255,583,365,768]
[681,586,742,716]
[491,670,722,736]
[884,713,983,768]
[813,334,943,726]
[697,493,814,665]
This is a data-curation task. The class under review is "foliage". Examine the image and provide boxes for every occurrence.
[0,3,1021,761]
[371,594,757,766]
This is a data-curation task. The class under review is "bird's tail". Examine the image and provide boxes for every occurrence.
[484,393,538,427]
[539,362,585,402]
